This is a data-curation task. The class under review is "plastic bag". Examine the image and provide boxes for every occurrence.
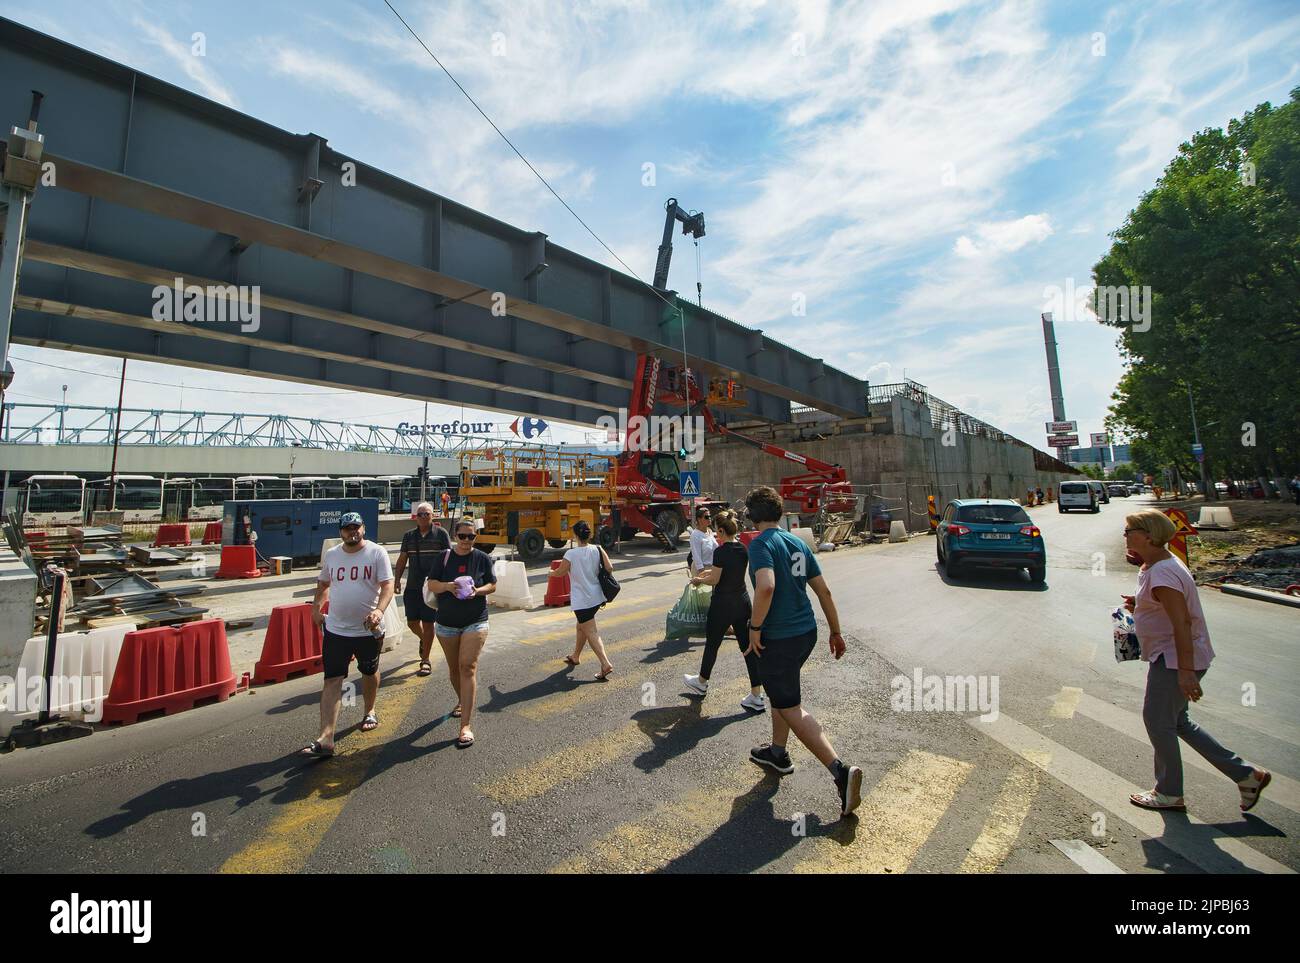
[665,584,712,640]
[1112,606,1140,662]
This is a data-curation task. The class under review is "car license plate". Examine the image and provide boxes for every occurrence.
[980,533,1011,539]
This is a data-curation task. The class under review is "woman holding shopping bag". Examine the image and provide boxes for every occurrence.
[1122,509,1271,812]
[553,520,615,681]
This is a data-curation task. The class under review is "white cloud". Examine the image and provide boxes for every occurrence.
[953,214,1054,259]
[133,18,239,107]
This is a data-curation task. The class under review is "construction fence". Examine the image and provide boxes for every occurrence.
[707,480,967,536]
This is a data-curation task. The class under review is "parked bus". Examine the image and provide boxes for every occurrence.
[163,477,194,522]
[343,477,392,512]
[235,475,290,501]
[87,475,164,523]
[290,476,346,499]
[19,474,86,527]
[189,477,237,520]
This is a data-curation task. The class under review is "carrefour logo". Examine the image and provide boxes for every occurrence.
[397,420,494,437]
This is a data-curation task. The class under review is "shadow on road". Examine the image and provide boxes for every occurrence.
[629,698,755,773]
[656,772,839,873]
[932,561,1049,592]
[1140,811,1290,874]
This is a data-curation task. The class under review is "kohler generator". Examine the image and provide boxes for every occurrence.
[221,498,380,562]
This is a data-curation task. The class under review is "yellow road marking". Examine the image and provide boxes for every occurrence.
[1049,686,1083,719]
[792,750,973,874]
[220,658,439,874]
[958,765,1039,873]
[480,721,647,805]
[533,629,674,673]
[515,607,663,646]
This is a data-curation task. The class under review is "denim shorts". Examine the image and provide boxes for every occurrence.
[435,619,489,638]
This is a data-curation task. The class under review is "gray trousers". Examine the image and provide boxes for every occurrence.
[1142,656,1253,796]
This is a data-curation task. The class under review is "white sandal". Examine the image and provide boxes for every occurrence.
[1238,769,1271,812]
[1130,789,1186,811]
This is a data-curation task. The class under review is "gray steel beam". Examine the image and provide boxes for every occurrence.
[10,301,609,425]
[1,17,868,422]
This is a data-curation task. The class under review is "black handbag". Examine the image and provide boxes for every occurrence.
[597,547,620,604]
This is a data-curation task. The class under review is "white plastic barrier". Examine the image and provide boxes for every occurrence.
[492,559,535,610]
[790,527,819,553]
[888,520,908,543]
[1197,506,1236,529]
[0,624,131,736]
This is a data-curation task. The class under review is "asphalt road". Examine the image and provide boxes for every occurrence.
[1,496,1295,874]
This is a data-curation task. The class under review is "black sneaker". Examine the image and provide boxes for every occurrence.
[750,744,794,775]
[835,762,864,817]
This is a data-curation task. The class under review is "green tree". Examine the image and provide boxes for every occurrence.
[1111,463,1136,481]
[1094,88,1300,484]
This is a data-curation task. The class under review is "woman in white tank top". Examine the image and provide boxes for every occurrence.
[551,520,615,681]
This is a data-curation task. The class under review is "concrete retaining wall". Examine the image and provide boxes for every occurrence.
[700,396,1076,515]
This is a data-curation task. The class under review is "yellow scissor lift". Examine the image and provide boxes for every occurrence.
[458,447,617,561]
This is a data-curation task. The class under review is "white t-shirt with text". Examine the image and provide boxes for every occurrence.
[319,541,394,636]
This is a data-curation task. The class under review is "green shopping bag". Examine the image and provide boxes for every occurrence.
[665,583,712,640]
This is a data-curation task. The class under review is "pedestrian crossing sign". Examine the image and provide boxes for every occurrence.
[680,471,701,498]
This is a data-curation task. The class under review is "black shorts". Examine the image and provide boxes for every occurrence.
[756,628,817,710]
[402,583,437,623]
[323,629,381,679]
[574,605,600,624]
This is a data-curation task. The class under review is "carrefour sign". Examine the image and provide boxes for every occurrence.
[397,419,495,437]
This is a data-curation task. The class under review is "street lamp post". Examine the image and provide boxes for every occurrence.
[1186,382,1217,502]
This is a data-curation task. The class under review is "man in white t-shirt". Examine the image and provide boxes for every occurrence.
[302,512,394,758]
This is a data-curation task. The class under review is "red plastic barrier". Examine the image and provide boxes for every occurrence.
[102,618,237,725]
[252,603,325,685]
[738,531,760,547]
[202,521,223,545]
[216,545,261,579]
[153,523,191,547]
[544,559,570,607]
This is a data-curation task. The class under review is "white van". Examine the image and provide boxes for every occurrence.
[1059,480,1098,513]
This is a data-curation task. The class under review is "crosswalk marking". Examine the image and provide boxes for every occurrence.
[970,713,1294,874]
[959,765,1039,873]
[533,629,672,673]
[220,660,435,874]
[1049,686,1083,719]
[480,721,647,804]
[1051,838,1126,874]
[518,607,664,646]
[1071,691,1300,815]
[792,750,973,874]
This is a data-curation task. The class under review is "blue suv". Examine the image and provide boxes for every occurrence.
[936,499,1046,583]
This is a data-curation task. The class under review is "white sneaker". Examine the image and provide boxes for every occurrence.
[740,692,766,712]
[683,674,708,695]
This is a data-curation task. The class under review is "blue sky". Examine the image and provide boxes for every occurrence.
[5,0,1298,450]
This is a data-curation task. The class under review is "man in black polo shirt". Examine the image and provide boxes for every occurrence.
[393,501,451,676]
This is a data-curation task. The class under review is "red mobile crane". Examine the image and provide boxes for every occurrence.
[609,354,856,545]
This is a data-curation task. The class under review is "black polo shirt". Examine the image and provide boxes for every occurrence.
[400,524,451,584]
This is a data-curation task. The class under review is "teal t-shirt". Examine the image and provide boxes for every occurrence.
[747,528,822,640]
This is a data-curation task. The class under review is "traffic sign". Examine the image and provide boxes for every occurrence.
[1090,432,1110,447]
[1191,443,1203,454]
[680,471,701,498]
[1048,434,1079,448]
[1046,420,1077,434]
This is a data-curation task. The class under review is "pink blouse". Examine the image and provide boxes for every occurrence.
[1134,557,1214,670]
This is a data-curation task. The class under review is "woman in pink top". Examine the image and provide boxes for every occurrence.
[1122,510,1271,812]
